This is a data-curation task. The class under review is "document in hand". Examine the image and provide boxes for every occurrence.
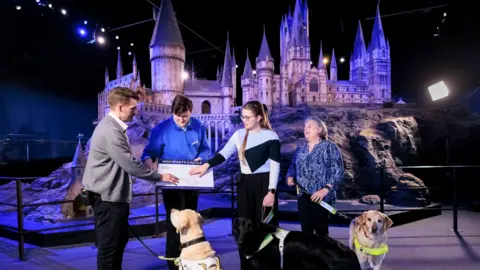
[156,160,214,189]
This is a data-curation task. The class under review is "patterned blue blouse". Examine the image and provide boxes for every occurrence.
[286,140,344,204]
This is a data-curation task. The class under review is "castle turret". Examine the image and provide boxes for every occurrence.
[221,33,234,114]
[286,0,310,84]
[241,49,254,103]
[367,4,391,103]
[350,21,367,82]
[116,50,123,79]
[231,48,237,105]
[149,0,185,105]
[104,67,109,86]
[256,26,274,110]
[317,41,328,102]
[330,48,337,81]
[132,54,138,81]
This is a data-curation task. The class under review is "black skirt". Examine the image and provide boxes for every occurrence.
[236,172,279,226]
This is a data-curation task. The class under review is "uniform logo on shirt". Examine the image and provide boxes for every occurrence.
[192,141,199,145]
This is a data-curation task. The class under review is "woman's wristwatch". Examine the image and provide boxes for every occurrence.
[269,189,276,194]
[324,185,332,192]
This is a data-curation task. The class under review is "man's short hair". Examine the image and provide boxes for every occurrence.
[171,94,193,114]
[107,87,140,108]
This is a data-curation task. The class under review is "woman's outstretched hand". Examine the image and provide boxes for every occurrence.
[189,163,210,177]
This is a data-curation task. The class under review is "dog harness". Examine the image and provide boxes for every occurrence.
[245,228,290,268]
[353,236,389,256]
[178,256,220,270]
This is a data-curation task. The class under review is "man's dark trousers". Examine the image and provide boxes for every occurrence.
[163,189,199,270]
[93,194,130,270]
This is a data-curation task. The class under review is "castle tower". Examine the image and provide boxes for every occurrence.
[330,48,338,81]
[150,0,185,105]
[116,50,123,79]
[61,135,90,218]
[132,54,138,81]
[280,52,289,107]
[286,0,310,84]
[241,49,254,103]
[317,41,328,102]
[256,26,274,110]
[350,21,367,82]
[221,33,234,114]
[231,48,237,105]
[367,4,391,103]
[104,67,109,86]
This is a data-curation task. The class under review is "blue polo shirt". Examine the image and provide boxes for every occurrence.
[141,116,211,162]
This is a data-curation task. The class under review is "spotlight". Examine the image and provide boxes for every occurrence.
[101,28,105,32]
[182,71,189,80]
[78,28,87,37]
[84,20,88,25]
[16,5,21,10]
[340,57,345,63]
[130,43,134,46]
[61,9,67,15]
[117,46,121,50]
[116,36,119,40]
[428,81,449,101]
[97,36,106,44]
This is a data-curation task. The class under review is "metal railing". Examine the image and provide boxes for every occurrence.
[1,164,479,261]
[0,138,87,163]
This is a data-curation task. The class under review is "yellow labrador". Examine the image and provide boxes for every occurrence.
[348,210,393,270]
[170,209,222,270]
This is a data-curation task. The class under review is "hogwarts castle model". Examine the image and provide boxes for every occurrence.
[96,0,391,123]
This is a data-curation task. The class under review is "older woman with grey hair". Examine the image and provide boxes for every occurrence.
[286,116,344,236]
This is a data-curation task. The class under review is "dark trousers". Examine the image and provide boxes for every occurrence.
[237,173,279,270]
[162,189,199,270]
[92,195,130,270]
[297,193,330,236]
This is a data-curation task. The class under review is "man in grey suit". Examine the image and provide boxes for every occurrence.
[83,87,179,270]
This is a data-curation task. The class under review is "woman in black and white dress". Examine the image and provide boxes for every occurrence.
[189,101,281,268]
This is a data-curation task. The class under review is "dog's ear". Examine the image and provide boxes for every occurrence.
[197,213,204,226]
[383,214,393,231]
[356,212,368,226]
[176,211,189,233]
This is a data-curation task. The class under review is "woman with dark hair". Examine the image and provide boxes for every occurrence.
[189,101,281,269]
[286,116,344,236]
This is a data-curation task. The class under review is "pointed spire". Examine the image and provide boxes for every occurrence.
[71,141,87,167]
[221,32,233,87]
[352,20,367,59]
[317,41,324,69]
[242,49,253,78]
[105,67,109,78]
[368,4,387,52]
[258,25,272,61]
[150,0,184,49]
[191,61,195,81]
[331,48,337,68]
[116,50,123,79]
[132,53,137,65]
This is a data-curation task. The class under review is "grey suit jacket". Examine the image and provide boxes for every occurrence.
[82,115,161,203]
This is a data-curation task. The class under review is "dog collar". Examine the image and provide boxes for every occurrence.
[353,237,389,256]
[179,236,207,250]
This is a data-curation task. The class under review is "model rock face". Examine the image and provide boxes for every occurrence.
[3,104,480,223]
